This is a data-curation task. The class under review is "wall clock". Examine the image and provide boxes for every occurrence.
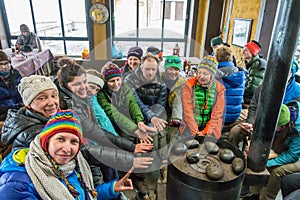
[89,3,109,24]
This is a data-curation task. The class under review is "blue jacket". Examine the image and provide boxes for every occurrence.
[0,149,119,200]
[0,69,22,119]
[218,62,246,123]
[267,100,300,167]
[283,76,300,104]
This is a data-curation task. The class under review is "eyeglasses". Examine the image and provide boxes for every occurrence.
[165,59,181,64]
[0,62,10,68]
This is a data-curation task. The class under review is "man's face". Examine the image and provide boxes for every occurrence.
[0,60,11,74]
[22,31,30,37]
[141,58,158,82]
[242,47,253,61]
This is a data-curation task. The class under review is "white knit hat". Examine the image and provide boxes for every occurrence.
[86,74,104,88]
[18,75,58,106]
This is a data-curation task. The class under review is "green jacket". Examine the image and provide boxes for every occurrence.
[243,56,266,104]
[97,82,144,137]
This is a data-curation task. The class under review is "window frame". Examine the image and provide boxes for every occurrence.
[0,0,89,57]
[111,0,191,57]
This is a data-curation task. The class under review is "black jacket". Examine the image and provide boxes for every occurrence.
[124,67,168,123]
[1,108,46,148]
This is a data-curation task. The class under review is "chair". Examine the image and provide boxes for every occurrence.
[36,36,42,52]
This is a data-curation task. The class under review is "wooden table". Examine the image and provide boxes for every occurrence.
[4,49,54,77]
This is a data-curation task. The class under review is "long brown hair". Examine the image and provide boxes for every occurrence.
[57,62,86,86]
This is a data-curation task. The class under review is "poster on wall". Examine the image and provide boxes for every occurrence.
[232,18,252,47]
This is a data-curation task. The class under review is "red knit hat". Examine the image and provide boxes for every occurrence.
[244,40,261,56]
[40,110,83,153]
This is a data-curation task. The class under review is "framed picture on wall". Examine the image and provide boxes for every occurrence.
[232,18,252,47]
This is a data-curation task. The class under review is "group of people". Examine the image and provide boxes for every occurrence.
[0,32,299,200]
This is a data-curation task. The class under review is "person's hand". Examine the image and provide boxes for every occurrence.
[239,123,253,136]
[244,144,250,158]
[133,157,153,168]
[135,129,153,144]
[114,167,134,192]
[137,122,157,133]
[134,143,153,154]
[150,117,168,132]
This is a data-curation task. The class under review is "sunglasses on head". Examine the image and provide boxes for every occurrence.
[166,59,181,64]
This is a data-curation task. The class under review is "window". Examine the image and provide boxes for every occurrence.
[112,0,191,57]
[2,0,88,57]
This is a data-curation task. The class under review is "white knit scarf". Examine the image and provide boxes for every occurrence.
[25,135,96,200]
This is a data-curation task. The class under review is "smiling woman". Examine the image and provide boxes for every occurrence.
[0,110,134,199]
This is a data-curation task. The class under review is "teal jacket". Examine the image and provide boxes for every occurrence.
[243,56,266,104]
[267,100,300,167]
[97,82,144,137]
[89,95,118,136]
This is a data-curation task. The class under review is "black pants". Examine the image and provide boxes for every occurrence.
[281,172,300,197]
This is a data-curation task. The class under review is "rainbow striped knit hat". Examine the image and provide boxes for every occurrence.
[40,110,83,152]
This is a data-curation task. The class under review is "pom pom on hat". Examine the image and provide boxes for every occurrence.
[146,46,163,59]
[0,50,11,63]
[197,55,219,76]
[18,75,58,106]
[210,36,223,47]
[127,46,143,60]
[244,40,261,56]
[40,110,83,153]
[86,74,104,88]
[20,24,30,32]
[102,67,122,81]
[277,104,290,127]
[164,55,182,70]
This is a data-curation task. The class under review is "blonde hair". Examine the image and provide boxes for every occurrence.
[86,68,101,78]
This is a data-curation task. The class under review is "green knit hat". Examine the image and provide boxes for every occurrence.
[210,36,223,47]
[277,104,290,127]
[164,55,182,70]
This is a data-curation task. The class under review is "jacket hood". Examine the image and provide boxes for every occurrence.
[221,71,246,88]
[286,100,300,135]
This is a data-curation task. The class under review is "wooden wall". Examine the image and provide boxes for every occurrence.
[227,0,262,67]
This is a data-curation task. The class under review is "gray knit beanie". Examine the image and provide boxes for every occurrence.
[18,75,58,106]
[20,24,30,32]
